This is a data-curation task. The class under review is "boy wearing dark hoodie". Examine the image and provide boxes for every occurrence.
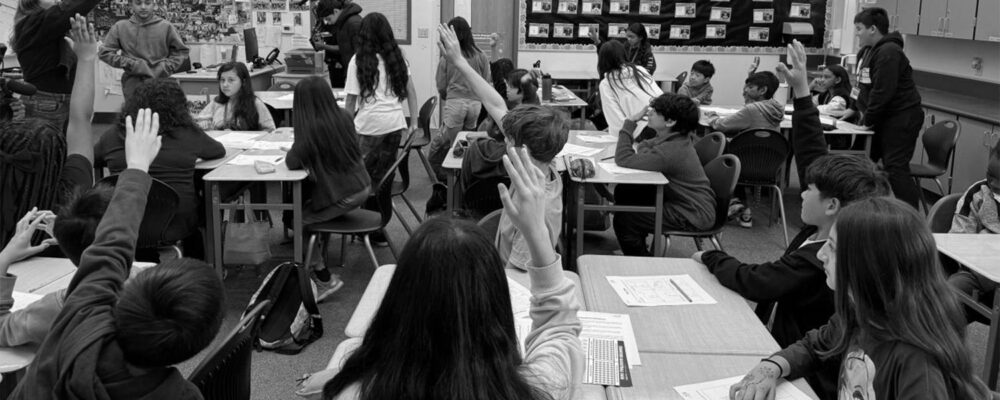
[10,109,225,400]
[99,0,189,99]
[707,71,785,135]
[852,7,924,209]
[312,0,362,88]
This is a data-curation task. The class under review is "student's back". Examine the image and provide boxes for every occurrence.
[597,41,661,136]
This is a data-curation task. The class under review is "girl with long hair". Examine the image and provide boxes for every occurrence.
[95,79,225,252]
[730,197,991,400]
[597,40,661,136]
[589,22,656,75]
[286,76,371,301]
[323,146,582,400]
[429,16,491,181]
[810,64,853,117]
[196,62,276,131]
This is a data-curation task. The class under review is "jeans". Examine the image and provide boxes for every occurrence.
[429,98,482,181]
[870,107,923,209]
[22,90,70,128]
[359,130,403,213]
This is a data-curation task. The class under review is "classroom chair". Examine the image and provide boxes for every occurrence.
[303,129,417,269]
[657,154,741,255]
[926,193,961,234]
[727,129,791,246]
[391,130,422,234]
[401,97,438,183]
[188,300,268,400]
[910,120,961,212]
[694,131,726,166]
[671,71,687,93]
[99,175,184,260]
[477,209,504,242]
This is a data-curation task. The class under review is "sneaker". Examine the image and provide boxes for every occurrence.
[738,207,753,228]
[312,274,344,303]
[727,198,746,219]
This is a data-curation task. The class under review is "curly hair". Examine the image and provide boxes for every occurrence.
[118,79,203,137]
[354,13,409,102]
[649,93,701,135]
[214,62,261,131]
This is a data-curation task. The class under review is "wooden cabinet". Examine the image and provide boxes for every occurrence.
[919,0,948,36]
[896,0,922,34]
[950,117,997,193]
[975,0,1000,41]
[918,0,979,39]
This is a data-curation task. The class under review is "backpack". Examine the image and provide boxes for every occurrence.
[242,261,323,355]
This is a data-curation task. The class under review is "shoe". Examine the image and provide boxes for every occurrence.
[739,207,753,228]
[369,230,389,247]
[727,198,745,219]
[312,274,344,303]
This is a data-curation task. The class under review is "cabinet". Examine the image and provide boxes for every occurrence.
[919,0,977,39]
[867,0,921,35]
[950,117,997,193]
[975,0,1000,41]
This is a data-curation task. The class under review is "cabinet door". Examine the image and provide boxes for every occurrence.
[946,0,978,39]
[975,0,1000,41]
[896,0,921,34]
[919,0,948,36]
[950,117,996,194]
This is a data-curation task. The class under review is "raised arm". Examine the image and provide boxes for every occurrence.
[776,40,828,183]
[67,15,97,164]
[438,24,508,133]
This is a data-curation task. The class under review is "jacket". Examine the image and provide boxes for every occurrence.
[711,98,785,135]
[330,3,363,67]
[856,32,922,127]
[13,0,100,93]
[460,137,507,191]
[950,180,1000,234]
[99,15,189,97]
[677,81,714,105]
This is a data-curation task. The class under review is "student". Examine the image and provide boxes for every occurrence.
[589,22,656,75]
[707,71,784,135]
[810,65,852,116]
[430,16,491,182]
[96,79,226,256]
[322,146,582,400]
[611,94,715,256]
[195,62,276,131]
[286,76,371,302]
[676,60,715,105]
[728,198,991,400]
[99,0,190,99]
[505,69,541,107]
[311,0,363,88]
[597,40,661,137]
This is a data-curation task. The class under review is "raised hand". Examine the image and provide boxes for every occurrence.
[775,40,810,99]
[0,208,58,270]
[748,55,760,75]
[498,146,557,267]
[588,29,600,45]
[436,24,466,66]
[124,108,162,172]
[67,14,98,62]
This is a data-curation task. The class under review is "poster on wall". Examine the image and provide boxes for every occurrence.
[710,7,732,22]
[706,24,727,39]
[557,0,578,14]
[581,0,602,14]
[610,0,629,14]
[644,24,661,40]
[669,25,691,40]
[578,23,599,38]
[639,0,661,15]
[529,23,550,37]
[790,3,812,18]
[553,23,575,38]
[533,0,552,13]
[608,23,629,37]
[674,3,696,18]
[753,9,775,23]
[749,27,770,41]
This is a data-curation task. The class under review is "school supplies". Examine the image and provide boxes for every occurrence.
[606,275,717,306]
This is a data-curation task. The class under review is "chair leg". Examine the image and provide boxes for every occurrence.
[773,185,789,247]
[304,234,318,268]
[914,177,930,214]
[657,236,672,257]
[416,148,437,183]
[361,235,380,269]
[933,178,946,196]
[400,193,423,223]
[710,235,724,251]
[338,234,347,268]
[693,238,704,251]
[392,203,414,235]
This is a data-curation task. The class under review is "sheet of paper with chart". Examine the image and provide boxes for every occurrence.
[514,310,641,366]
[606,275,716,306]
[675,375,812,400]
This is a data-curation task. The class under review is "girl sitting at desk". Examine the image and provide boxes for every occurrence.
[810,65,853,117]
[196,62,276,131]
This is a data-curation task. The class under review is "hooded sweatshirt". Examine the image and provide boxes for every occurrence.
[855,32,922,127]
[13,0,99,93]
[711,98,785,135]
[600,65,662,136]
[99,15,189,95]
[329,3,363,68]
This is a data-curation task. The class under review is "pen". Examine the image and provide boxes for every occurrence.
[669,278,693,303]
[274,157,284,163]
[601,156,614,161]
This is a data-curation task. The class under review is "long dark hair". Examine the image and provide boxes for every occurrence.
[819,64,852,106]
[625,22,649,47]
[323,217,556,400]
[447,16,481,59]
[491,58,515,100]
[0,119,65,244]
[354,13,409,102]
[118,79,203,138]
[506,69,539,105]
[292,76,362,173]
[10,0,45,52]
[214,62,261,131]
[824,197,989,400]
[597,40,655,97]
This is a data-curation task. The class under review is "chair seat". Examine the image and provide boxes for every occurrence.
[305,209,382,234]
[909,163,946,178]
[411,136,431,148]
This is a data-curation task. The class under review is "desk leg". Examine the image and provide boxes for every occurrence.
[576,182,586,260]
[653,185,664,256]
[986,293,1000,389]
[447,172,456,211]
[293,181,303,263]
[578,106,585,129]
[210,182,223,272]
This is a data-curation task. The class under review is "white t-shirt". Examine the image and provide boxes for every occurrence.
[345,54,410,136]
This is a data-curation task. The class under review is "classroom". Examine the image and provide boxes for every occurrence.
[0,0,998,398]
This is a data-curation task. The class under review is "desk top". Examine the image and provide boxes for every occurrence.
[172,65,284,81]
[606,352,817,400]
[203,161,307,182]
[257,89,346,110]
[195,147,244,170]
[701,105,872,136]
[934,233,1000,282]
[8,257,77,294]
[577,255,779,356]
[441,131,488,170]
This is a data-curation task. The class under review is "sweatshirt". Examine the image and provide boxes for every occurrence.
[600,66,662,136]
[330,254,583,399]
[328,3,363,68]
[677,80,714,105]
[615,120,717,231]
[99,15,189,95]
[711,98,785,135]
[196,97,276,132]
[11,169,204,400]
[460,137,507,191]
[855,32,922,128]
[286,140,371,212]
[12,0,99,93]
[436,51,492,101]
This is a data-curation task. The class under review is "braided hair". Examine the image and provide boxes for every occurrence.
[0,119,66,244]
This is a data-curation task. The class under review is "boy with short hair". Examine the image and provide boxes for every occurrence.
[311,0,362,87]
[99,0,189,99]
[707,71,784,135]
[677,60,715,105]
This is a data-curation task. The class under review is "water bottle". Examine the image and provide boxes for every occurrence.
[542,74,553,102]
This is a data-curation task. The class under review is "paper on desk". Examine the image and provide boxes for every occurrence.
[577,134,619,144]
[579,311,641,366]
[675,375,812,400]
[11,291,44,312]
[556,143,603,158]
[276,93,295,101]
[213,132,262,149]
[251,141,292,150]
[700,106,739,115]
[598,162,650,175]
[606,275,717,306]
[508,277,532,316]
[228,154,285,166]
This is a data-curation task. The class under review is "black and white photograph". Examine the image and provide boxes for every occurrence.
[639,0,660,15]
[557,0,578,14]
[790,2,812,18]
[645,24,661,39]
[706,24,727,39]
[753,8,775,23]
[669,24,691,39]
[528,22,550,37]
[582,0,602,14]
[710,7,732,22]
[610,0,629,14]
[533,0,553,13]
[553,23,575,38]
[749,26,770,41]
[675,3,696,18]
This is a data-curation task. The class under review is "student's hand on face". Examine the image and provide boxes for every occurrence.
[498,146,549,237]
[775,40,810,98]
[436,24,465,65]
[0,208,59,266]
[66,14,98,62]
[748,56,760,75]
[124,108,162,172]
[729,362,780,400]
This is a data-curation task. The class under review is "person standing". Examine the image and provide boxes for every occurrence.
[852,7,923,208]
[99,0,189,99]
[311,0,362,88]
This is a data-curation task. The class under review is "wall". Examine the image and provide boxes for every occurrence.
[903,35,1000,84]
[400,0,438,110]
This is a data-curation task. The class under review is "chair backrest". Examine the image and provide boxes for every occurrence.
[417,97,438,144]
[189,300,269,400]
[921,120,961,171]
[672,71,688,93]
[98,175,180,248]
[268,82,295,91]
[477,209,504,243]
[694,131,726,166]
[927,193,961,233]
[462,176,511,219]
[373,129,419,227]
[725,129,790,186]
[704,155,742,230]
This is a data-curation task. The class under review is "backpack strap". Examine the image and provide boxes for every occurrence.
[295,262,323,341]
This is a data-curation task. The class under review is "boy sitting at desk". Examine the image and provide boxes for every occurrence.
[612,93,716,256]
[99,0,189,99]
[706,71,784,135]
[676,60,715,105]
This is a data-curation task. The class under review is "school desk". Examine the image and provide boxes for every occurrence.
[934,233,1000,389]
[172,64,285,95]
[256,89,347,123]
[538,88,589,129]
[577,255,782,356]
[6,257,77,295]
[440,131,490,211]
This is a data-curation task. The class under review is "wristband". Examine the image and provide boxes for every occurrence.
[760,358,784,378]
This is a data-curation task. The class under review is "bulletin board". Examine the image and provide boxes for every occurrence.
[519,0,832,54]
[356,0,411,44]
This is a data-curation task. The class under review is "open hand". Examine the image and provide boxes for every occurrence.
[436,24,466,66]
[729,362,781,400]
[588,29,600,45]
[775,40,810,99]
[66,14,98,62]
[498,146,548,238]
[0,208,58,268]
[124,108,162,172]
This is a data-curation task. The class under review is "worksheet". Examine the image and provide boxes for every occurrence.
[598,162,650,175]
[515,311,642,366]
[606,275,717,306]
[227,154,285,165]
[675,375,812,400]
[556,143,604,158]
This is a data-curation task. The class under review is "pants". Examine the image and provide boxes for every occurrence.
[949,269,997,325]
[869,107,923,209]
[328,62,346,88]
[429,98,482,182]
[22,90,70,128]
[359,130,403,213]
[612,184,697,256]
